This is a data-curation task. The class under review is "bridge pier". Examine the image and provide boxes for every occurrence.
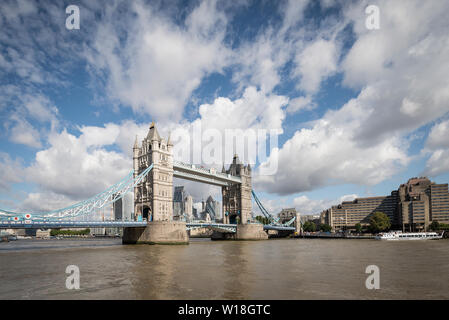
[211,223,268,240]
[122,221,188,245]
[236,223,268,240]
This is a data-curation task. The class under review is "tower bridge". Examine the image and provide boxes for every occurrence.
[0,122,300,244]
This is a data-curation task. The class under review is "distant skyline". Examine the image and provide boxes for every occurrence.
[1,0,449,216]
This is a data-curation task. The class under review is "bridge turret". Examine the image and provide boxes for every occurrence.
[222,154,252,225]
[133,135,139,172]
[134,122,173,222]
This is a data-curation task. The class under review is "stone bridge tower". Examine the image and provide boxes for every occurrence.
[133,122,174,222]
[222,155,252,224]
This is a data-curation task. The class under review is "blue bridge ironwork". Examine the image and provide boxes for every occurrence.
[0,162,297,234]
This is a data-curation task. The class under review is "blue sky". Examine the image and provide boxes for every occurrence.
[1,0,449,216]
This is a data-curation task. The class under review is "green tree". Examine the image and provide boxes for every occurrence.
[303,221,316,232]
[320,224,332,232]
[369,212,391,233]
[255,215,270,225]
[355,223,363,233]
[429,221,440,231]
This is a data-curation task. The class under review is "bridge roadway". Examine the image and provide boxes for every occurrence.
[172,160,241,187]
[0,221,295,232]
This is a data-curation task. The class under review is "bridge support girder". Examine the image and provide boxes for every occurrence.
[123,221,188,245]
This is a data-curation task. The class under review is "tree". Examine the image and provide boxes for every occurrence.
[255,215,270,225]
[369,212,391,233]
[303,221,316,232]
[320,224,332,232]
[429,221,440,231]
[355,223,363,233]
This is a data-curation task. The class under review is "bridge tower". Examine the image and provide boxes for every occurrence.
[133,122,173,222]
[222,155,252,224]
[124,122,188,244]
[219,155,267,240]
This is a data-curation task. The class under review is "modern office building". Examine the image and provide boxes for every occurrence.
[321,192,399,231]
[429,183,449,223]
[173,186,187,220]
[399,178,449,231]
[205,195,221,220]
[320,177,449,232]
[112,192,133,221]
[184,195,193,220]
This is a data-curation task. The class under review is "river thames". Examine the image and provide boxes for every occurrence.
[0,238,448,299]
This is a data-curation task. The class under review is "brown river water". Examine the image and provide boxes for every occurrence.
[0,238,448,299]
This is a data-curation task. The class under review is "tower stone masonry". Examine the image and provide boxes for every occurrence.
[222,154,252,224]
[133,122,174,222]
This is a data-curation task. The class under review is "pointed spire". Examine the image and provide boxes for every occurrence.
[147,121,161,141]
[167,131,173,146]
[233,154,240,164]
[133,135,139,149]
[221,163,226,173]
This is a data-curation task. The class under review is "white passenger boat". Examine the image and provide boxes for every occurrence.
[375,231,443,240]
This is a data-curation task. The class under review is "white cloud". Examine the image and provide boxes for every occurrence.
[9,117,42,148]
[0,86,59,148]
[426,119,449,150]
[19,192,76,213]
[85,0,231,121]
[26,128,131,201]
[424,149,449,177]
[341,0,449,144]
[423,119,449,176]
[255,87,410,195]
[197,86,287,132]
[293,193,358,215]
[232,30,292,93]
[280,0,309,34]
[293,39,338,94]
[0,152,23,191]
[168,87,288,167]
[286,95,314,114]
[255,0,449,195]
[230,0,312,93]
[21,94,59,124]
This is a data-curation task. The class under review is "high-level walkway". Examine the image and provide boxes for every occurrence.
[173,161,241,187]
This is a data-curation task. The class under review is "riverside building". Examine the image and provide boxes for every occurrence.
[320,177,449,232]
